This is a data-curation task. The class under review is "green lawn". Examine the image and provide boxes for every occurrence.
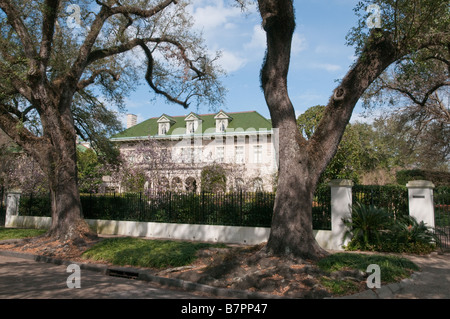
[81,237,227,269]
[0,227,46,241]
[318,252,419,282]
[317,252,420,295]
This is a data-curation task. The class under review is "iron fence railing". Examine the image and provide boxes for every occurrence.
[352,185,409,218]
[18,188,332,230]
[435,186,450,249]
[11,184,449,246]
[0,186,5,227]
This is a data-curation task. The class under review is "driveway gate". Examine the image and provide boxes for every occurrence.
[435,187,450,250]
[0,186,5,226]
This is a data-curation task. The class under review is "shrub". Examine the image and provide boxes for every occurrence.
[381,215,439,254]
[396,169,450,187]
[343,202,392,250]
[344,203,439,254]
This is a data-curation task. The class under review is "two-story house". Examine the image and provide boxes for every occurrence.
[109,110,278,193]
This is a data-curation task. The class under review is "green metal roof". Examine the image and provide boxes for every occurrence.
[111,110,273,140]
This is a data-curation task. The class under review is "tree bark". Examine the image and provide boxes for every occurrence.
[258,0,401,259]
[23,82,94,241]
[43,92,95,241]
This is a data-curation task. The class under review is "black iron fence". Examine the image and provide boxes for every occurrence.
[0,186,5,227]
[352,185,409,218]
[80,189,331,230]
[435,186,450,249]
[10,184,449,246]
[18,188,332,230]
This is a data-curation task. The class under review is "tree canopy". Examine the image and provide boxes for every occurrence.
[0,0,226,240]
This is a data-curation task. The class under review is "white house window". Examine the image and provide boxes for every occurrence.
[158,122,170,135]
[214,111,232,133]
[189,122,195,133]
[193,147,203,163]
[181,147,195,163]
[216,120,226,132]
[235,146,244,163]
[253,145,262,164]
[216,146,224,163]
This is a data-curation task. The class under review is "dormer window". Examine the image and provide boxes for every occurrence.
[214,110,232,133]
[188,122,195,133]
[157,114,175,136]
[219,120,226,132]
[160,123,168,135]
[184,112,202,134]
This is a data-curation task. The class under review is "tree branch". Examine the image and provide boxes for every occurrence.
[139,42,189,108]
[86,38,145,64]
[39,0,60,69]
[77,69,120,91]
[64,5,111,89]
[383,81,450,107]
[309,30,399,172]
[0,60,34,102]
[109,0,177,17]
[65,0,178,91]
[0,0,37,60]
[0,103,48,159]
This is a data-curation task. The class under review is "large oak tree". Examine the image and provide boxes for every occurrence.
[256,0,449,259]
[0,0,224,241]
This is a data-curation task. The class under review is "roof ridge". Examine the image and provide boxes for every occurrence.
[148,110,258,119]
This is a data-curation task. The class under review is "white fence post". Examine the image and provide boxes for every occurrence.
[329,179,354,250]
[5,190,21,227]
[406,180,435,228]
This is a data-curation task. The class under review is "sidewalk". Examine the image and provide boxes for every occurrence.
[337,251,450,299]
[388,252,450,299]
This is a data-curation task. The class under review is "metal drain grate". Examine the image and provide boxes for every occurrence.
[107,269,140,279]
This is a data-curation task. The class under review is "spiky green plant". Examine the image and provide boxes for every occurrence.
[343,202,392,249]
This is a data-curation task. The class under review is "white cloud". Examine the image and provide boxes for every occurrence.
[218,50,247,73]
[190,0,242,30]
[244,24,266,51]
[311,63,342,72]
[291,33,308,55]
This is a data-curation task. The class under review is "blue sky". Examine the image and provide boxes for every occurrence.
[123,0,365,125]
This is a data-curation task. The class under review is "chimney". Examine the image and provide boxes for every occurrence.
[127,114,137,129]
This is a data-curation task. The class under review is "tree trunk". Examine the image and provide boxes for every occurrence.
[46,143,91,241]
[38,94,94,242]
[267,128,328,259]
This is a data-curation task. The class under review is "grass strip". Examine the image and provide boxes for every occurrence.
[81,237,226,269]
[318,252,419,282]
[0,227,46,241]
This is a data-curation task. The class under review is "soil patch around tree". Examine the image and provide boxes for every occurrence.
[155,243,368,298]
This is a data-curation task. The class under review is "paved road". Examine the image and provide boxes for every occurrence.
[0,254,208,299]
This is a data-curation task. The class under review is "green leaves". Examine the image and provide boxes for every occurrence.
[344,202,392,249]
[344,203,440,253]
